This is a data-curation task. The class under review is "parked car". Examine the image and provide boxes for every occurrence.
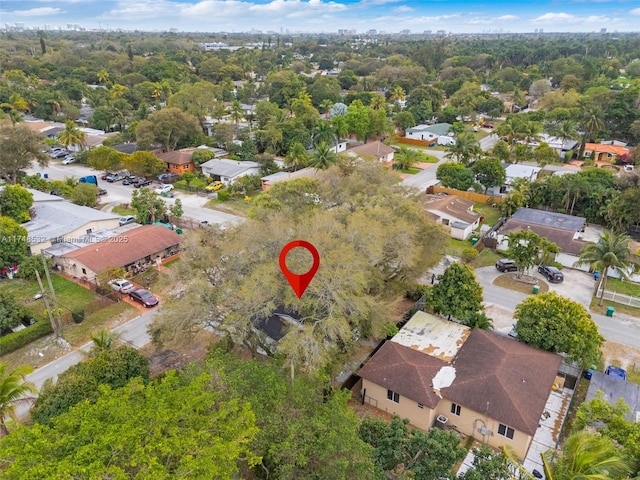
[129,288,159,308]
[50,149,69,159]
[97,188,107,196]
[106,170,130,182]
[122,176,139,185]
[61,155,76,165]
[101,172,113,180]
[158,173,180,183]
[155,184,174,195]
[119,215,136,226]
[205,181,224,191]
[495,259,517,272]
[109,279,136,294]
[605,365,627,381]
[482,123,494,128]
[538,265,564,283]
[134,178,152,188]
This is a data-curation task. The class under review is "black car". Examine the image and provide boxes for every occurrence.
[122,176,139,185]
[97,188,107,196]
[129,288,159,308]
[134,178,152,188]
[495,259,517,272]
[538,265,564,283]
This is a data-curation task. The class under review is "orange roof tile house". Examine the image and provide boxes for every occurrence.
[583,143,632,163]
[155,148,197,174]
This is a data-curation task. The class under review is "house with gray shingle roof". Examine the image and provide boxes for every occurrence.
[423,194,481,240]
[405,123,452,142]
[357,311,564,460]
[200,159,260,185]
[22,190,120,255]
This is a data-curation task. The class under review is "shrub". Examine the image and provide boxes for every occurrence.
[217,190,230,201]
[0,318,52,356]
[462,247,479,263]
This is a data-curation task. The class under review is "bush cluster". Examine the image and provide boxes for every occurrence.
[0,318,52,356]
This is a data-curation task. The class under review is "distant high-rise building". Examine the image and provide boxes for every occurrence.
[399,29,410,35]
[367,29,377,35]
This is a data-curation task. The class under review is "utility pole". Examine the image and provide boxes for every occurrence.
[35,270,59,338]
[41,253,63,338]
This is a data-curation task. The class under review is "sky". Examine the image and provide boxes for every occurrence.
[3,0,640,34]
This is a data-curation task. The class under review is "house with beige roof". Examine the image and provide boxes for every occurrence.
[423,194,481,240]
[346,140,395,162]
[357,311,564,460]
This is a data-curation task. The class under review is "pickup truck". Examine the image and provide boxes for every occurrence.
[106,170,130,182]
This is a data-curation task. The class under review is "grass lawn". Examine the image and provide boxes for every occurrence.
[163,258,181,267]
[206,191,258,216]
[419,154,440,163]
[62,302,138,346]
[603,277,640,297]
[590,297,640,317]
[398,167,422,174]
[470,248,502,268]
[473,202,502,226]
[0,274,95,318]
[493,273,550,295]
[112,204,136,216]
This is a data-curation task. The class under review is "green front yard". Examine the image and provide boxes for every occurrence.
[604,277,640,297]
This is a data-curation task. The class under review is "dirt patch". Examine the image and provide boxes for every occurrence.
[493,273,550,295]
[601,340,640,371]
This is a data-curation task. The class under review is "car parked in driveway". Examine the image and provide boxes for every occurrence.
[129,288,159,308]
[538,265,564,283]
[495,259,517,272]
[605,365,627,381]
[158,173,180,183]
[109,279,136,294]
[122,175,139,185]
[205,181,224,191]
[134,178,152,188]
[50,149,69,159]
[61,155,76,165]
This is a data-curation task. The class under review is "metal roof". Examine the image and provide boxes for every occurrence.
[510,207,586,232]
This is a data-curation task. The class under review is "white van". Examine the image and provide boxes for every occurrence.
[437,136,456,146]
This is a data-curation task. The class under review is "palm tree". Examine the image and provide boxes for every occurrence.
[445,132,481,166]
[85,328,120,356]
[547,119,580,159]
[319,99,334,119]
[574,230,633,306]
[463,311,493,330]
[229,99,244,125]
[543,430,632,480]
[578,107,605,159]
[57,120,87,150]
[97,68,110,86]
[285,141,309,171]
[369,93,386,111]
[392,146,420,171]
[312,119,336,148]
[390,86,406,106]
[0,362,37,437]
[309,142,338,170]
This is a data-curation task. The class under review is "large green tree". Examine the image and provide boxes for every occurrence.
[0,184,33,223]
[131,187,167,224]
[506,229,559,278]
[430,262,484,322]
[359,415,466,479]
[122,150,167,177]
[0,217,28,267]
[0,123,48,184]
[87,145,123,173]
[135,107,202,151]
[574,230,633,306]
[472,157,506,193]
[1,372,259,478]
[56,120,86,150]
[514,292,603,367]
[436,162,477,191]
[0,292,28,332]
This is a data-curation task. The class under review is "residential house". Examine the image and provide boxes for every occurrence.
[155,148,197,175]
[423,194,481,240]
[530,134,579,159]
[486,164,542,196]
[494,207,597,268]
[261,167,320,190]
[405,123,452,142]
[53,225,183,282]
[330,139,348,154]
[200,159,261,184]
[357,311,564,460]
[583,143,632,163]
[347,140,395,162]
[22,190,120,255]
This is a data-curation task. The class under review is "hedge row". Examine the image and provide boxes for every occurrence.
[0,319,53,356]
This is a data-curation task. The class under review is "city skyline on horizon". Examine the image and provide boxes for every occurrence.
[3,0,640,35]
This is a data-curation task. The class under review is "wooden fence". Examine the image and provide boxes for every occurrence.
[398,137,434,147]
[431,186,504,204]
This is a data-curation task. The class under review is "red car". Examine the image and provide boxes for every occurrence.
[482,123,494,129]
[129,288,159,308]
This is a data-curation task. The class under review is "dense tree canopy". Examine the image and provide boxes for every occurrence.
[514,292,603,367]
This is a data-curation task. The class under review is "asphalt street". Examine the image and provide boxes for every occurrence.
[25,162,244,227]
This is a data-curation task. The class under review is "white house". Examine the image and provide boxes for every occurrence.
[200,159,261,184]
[423,195,481,240]
[405,123,452,142]
[347,141,395,162]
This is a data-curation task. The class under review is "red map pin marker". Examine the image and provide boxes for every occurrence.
[279,240,320,299]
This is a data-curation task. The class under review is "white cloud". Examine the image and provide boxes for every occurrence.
[630,8,640,15]
[7,6,61,16]
[534,12,576,22]
[496,14,519,21]
[394,5,414,13]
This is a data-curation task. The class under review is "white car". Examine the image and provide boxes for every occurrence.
[61,155,76,165]
[154,184,174,195]
[109,279,136,294]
